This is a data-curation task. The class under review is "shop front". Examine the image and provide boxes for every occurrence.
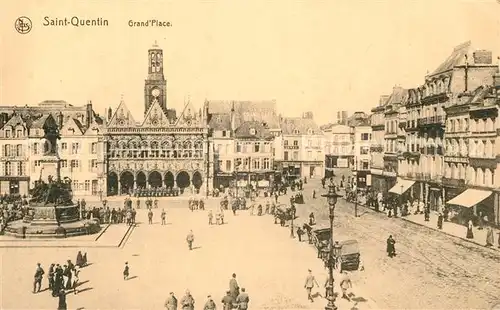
[0,177,30,196]
[445,187,496,226]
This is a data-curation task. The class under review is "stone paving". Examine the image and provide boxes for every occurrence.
[0,200,377,310]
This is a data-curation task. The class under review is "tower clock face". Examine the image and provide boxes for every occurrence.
[151,88,160,97]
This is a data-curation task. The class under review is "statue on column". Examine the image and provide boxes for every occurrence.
[42,122,61,156]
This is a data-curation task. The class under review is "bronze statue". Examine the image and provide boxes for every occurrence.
[42,122,60,156]
[30,176,73,207]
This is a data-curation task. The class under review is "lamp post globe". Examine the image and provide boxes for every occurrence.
[321,184,343,310]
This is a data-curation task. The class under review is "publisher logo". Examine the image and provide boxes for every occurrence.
[15,17,32,34]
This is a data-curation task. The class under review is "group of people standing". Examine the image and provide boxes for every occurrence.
[32,250,88,310]
[163,273,250,310]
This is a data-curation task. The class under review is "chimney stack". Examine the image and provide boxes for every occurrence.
[86,101,94,129]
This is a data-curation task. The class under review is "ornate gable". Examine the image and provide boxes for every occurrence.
[142,98,169,127]
[175,100,202,127]
[108,99,137,128]
[60,117,84,136]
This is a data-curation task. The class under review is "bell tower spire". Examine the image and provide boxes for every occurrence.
[144,41,167,114]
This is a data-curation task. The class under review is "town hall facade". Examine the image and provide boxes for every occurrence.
[104,43,212,196]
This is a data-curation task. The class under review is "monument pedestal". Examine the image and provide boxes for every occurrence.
[39,155,61,182]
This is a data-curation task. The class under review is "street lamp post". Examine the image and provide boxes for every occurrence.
[321,184,343,310]
[290,202,295,238]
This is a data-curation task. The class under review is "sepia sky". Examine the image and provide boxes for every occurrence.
[1,0,500,125]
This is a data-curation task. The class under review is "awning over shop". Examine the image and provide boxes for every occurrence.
[446,189,492,208]
[388,179,415,195]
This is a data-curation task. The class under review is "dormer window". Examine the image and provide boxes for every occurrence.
[249,128,256,135]
[307,128,313,135]
[293,129,300,135]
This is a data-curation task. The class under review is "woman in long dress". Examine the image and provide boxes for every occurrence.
[466,220,474,239]
[486,226,494,247]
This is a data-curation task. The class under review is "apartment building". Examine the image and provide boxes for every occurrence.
[398,42,499,213]
[0,113,30,195]
[370,95,389,192]
[323,123,354,178]
[280,112,324,180]
[349,112,372,187]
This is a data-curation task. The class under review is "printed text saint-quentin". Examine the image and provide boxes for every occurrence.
[43,17,109,27]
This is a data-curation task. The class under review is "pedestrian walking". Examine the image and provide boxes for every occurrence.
[203,295,217,310]
[161,209,167,225]
[340,271,353,301]
[33,263,45,293]
[48,263,55,290]
[123,262,129,280]
[304,269,319,302]
[437,212,443,230]
[229,273,240,300]
[466,220,474,239]
[180,290,195,310]
[72,267,80,294]
[208,210,213,225]
[186,230,195,250]
[148,209,153,224]
[386,235,396,258]
[165,292,178,310]
[236,288,250,310]
[297,226,304,242]
[312,189,316,199]
[486,226,495,247]
[76,251,84,268]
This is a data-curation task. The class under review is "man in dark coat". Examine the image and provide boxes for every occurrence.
[229,273,240,300]
[48,263,55,290]
[33,263,45,293]
[386,235,396,258]
[57,289,67,310]
[165,292,178,310]
[221,291,234,310]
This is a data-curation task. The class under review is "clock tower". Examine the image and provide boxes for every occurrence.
[144,41,167,114]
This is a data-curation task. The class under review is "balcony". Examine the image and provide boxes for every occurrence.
[417,115,444,127]
[402,151,420,160]
[444,155,469,164]
[469,157,497,170]
[442,177,465,188]
[284,145,299,150]
[469,130,496,138]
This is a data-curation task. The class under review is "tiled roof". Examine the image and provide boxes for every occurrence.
[208,113,231,131]
[3,113,26,128]
[386,87,408,105]
[234,121,273,139]
[30,114,51,129]
[430,41,471,76]
[280,117,321,135]
[206,100,281,130]
[347,112,370,127]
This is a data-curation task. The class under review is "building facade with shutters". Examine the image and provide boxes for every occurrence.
[0,101,103,197]
[398,42,499,213]
[205,100,281,190]
[323,123,354,177]
[370,96,389,193]
[279,112,324,180]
